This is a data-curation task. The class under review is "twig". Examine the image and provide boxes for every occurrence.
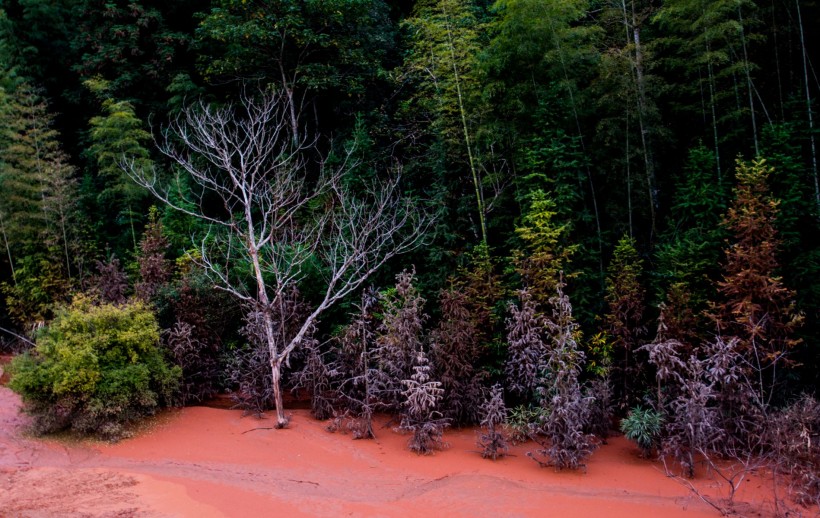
[241,427,276,434]
[0,326,36,347]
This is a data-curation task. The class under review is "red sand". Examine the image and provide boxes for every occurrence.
[0,364,797,517]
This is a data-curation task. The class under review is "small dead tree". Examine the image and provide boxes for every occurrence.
[529,281,597,471]
[430,287,487,425]
[505,288,547,401]
[374,269,427,413]
[399,351,449,454]
[292,335,334,420]
[332,287,382,439]
[91,256,128,304]
[126,89,431,427]
[477,384,509,460]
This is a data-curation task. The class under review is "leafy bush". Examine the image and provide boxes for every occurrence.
[505,405,543,444]
[620,407,664,457]
[8,297,180,439]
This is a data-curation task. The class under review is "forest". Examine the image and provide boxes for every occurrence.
[0,0,819,509]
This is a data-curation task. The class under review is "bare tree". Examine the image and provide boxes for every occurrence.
[126,88,431,427]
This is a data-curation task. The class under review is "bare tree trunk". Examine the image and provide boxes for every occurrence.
[622,0,657,238]
[443,5,486,244]
[270,357,287,427]
[796,0,820,215]
[737,7,759,155]
[545,9,604,279]
[700,12,723,184]
[0,213,15,285]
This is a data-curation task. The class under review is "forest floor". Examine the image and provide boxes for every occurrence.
[0,357,803,517]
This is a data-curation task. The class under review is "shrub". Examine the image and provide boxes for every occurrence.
[505,405,543,444]
[529,282,597,471]
[620,407,664,457]
[8,297,180,439]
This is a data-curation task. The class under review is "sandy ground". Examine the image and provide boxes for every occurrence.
[0,359,799,517]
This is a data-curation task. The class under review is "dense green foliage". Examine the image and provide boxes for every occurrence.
[8,297,180,438]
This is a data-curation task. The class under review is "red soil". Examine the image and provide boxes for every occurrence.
[0,365,796,517]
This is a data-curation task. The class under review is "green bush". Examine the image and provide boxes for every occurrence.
[8,296,180,439]
[620,406,664,457]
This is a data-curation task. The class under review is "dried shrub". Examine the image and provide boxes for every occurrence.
[375,269,427,412]
[227,288,309,417]
[135,207,171,302]
[769,395,820,507]
[430,287,486,425]
[585,376,614,440]
[332,287,381,439]
[505,288,547,401]
[529,282,597,471]
[90,257,128,304]
[292,335,334,420]
[477,384,509,460]
[163,320,219,403]
[399,351,449,454]
[156,271,236,404]
[603,235,648,409]
[662,355,723,478]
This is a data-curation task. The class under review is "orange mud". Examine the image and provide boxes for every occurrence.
[0,364,804,517]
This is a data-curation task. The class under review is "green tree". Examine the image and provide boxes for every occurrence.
[402,0,492,243]
[85,78,152,253]
[511,190,576,309]
[197,0,393,138]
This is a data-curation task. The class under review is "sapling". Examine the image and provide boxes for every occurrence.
[477,384,509,460]
[430,287,486,425]
[400,351,449,454]
[529,281,596,471]
[505,288,547,401]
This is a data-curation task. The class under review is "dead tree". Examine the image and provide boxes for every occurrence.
[126,88,431,427]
